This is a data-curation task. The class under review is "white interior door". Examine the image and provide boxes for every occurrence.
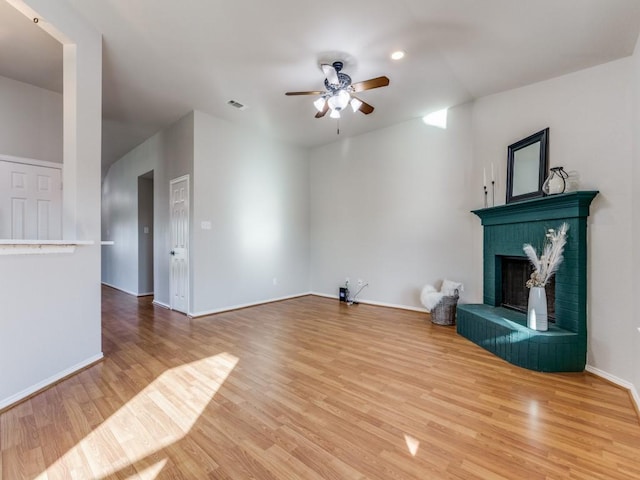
[170,175,189,313]
[0,159,62,239]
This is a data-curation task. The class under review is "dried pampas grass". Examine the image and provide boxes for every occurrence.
[523,222,569,288]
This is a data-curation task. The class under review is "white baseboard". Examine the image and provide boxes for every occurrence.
[356,298,428,313]
[101,282,139,297]
[310,292,338,300]
[586,365,640,414]
[309,291,428,313]
[189,292,312,318]
[0,353,104,411]
[152,300,171,309]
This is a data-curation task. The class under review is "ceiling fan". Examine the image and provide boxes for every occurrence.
[285,61,390,120]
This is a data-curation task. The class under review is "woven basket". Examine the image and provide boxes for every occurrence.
[431,289,459,326]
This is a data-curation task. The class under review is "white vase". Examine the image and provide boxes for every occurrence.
[527,286,548,331]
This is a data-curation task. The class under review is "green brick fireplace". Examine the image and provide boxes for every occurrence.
[457,191,598,372]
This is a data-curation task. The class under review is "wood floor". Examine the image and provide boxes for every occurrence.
[2,287,640,479]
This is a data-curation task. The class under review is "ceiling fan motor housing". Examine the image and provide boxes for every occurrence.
[325,72,352,92]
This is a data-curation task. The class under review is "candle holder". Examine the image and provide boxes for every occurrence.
[491,181,495,207]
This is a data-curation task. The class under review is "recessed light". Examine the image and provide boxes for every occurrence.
[391,51,405,60]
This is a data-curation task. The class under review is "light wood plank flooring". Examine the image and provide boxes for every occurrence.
[2,286,640,479]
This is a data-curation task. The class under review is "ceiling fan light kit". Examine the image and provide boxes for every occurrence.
[285,60,390,127]
[327,89,350,112]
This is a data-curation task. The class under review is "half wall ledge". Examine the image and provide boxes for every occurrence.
[0,240,95,255]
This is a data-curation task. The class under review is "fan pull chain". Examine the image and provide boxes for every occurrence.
[337,118,340,135]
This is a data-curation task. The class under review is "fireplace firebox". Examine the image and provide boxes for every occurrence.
[500,256,555,321]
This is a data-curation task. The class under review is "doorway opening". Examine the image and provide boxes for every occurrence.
[138,171,154,296]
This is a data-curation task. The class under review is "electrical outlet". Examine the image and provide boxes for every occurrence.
[273,277,278,286]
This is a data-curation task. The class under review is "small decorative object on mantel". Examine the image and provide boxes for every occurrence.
[542,166,569,195]
[523,223,569,331]
[482,164,497,207]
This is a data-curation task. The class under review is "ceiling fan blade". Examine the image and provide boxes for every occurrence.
[321,63,339,86]
[352,96,374,114]
[315,102,329,118]
[285,90,325,96]
[351,76,390,93]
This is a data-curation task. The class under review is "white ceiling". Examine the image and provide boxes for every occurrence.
[2,0,640,174]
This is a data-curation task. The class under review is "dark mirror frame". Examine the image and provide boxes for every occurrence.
[506,128,549,204]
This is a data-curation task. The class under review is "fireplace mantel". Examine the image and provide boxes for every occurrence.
[472,191,599,226]
[457,191,598,372]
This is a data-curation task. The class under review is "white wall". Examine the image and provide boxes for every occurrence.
[472,59,636,389]
[102,112,194,303]
[309,105,478,309]
[0,74,62,163]
[102,137,157,295]
[631,35,640,407]
[191,110,310,315]
[0,0,102,409]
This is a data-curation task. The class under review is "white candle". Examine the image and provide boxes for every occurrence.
[491,163,495,182]
[483,168,487,187]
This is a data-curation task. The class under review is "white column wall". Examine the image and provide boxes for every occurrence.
[0,0,102,409]
[631,35,640,408]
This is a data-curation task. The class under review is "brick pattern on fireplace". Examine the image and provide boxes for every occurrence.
[457,191,598,372]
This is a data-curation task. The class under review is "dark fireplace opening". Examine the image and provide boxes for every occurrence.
[500,256,555,321]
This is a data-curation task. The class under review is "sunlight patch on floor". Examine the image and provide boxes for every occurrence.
[37,353,239,479]
[404,434,420,456]
[135,458,168,479]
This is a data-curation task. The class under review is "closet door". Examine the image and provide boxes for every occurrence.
[0,159,62,240]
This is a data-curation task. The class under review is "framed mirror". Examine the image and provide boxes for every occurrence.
[506,128,549,203]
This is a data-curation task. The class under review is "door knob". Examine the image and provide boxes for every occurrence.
[170,250,175,256]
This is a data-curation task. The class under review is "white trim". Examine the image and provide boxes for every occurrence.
[309,291,428,313]
[101,283,153,298]
[153,300,171,309]
[101,241,115,246]
[0,153,62,170]
[101,282,139,297]
[356,298,428,313]
[0,240,93,245]
[0,353,103,411]
[311,292,339,300]
[189,292,312,318]
[0,240,94,255]
[586,365,640,413]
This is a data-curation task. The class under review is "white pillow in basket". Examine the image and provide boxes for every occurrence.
[420,285,444,312]
[441,279,463,296]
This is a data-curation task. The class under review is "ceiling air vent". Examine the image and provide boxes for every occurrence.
[227,100,247,111]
